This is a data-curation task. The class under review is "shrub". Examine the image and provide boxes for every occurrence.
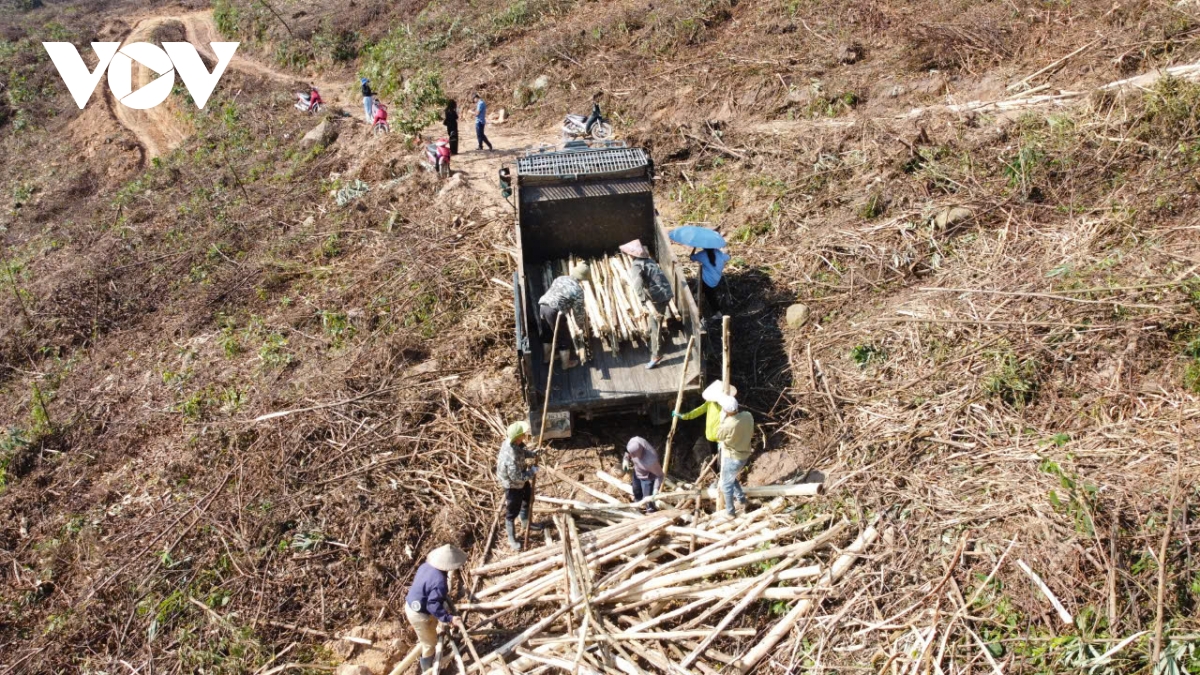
[984,352,1040,408]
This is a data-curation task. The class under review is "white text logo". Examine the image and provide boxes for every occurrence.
[43,41,239,110]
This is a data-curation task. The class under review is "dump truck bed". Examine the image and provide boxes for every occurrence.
[509,144,702,435]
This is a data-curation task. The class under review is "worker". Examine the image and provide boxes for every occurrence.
[583,91,603,135]
[472,93,493,151]
[405,544,467,673]
[715,395,754,517]
[537,262,590,368]
[673,380,736,459]
[496,420,539,551]
[360,78,375,123]
[621,437,664,512]
[444,99,459,155]
[619,239,674,369]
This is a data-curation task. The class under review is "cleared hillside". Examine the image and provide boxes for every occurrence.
[2,0,1199,673]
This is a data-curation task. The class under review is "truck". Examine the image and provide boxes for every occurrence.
[501,142,704,438]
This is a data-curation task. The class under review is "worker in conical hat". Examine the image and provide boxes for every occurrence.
[620,239,674,369]
[715,395,754,517]
[537,262,591,368]
[405,544,467,672]
[496,421,540,551]
[674,379,737,445]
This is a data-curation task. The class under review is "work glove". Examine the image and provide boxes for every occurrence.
[621,457,631,473]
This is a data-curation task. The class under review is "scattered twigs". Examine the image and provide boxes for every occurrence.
[1016,559,1072,625]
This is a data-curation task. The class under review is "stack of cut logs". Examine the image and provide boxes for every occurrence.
[540,255,682,357]
[388,477,880,675]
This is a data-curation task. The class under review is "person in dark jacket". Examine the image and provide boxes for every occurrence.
[444,100,459,155]
[405,544,467,672]
[360,78,375,123]
[620,239,674,369]
[584,92,602,134]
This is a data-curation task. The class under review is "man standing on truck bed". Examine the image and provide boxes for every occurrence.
[538,262,591,368]
[496,421,539,551]
[620,239,674,369]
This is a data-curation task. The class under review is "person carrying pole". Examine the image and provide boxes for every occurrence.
[360,78,375,123]
[621,436,664,512]
[715,395,754,517]
[620,239,674,369]
[673,379,736,459]
[496,421,539,551]
[404,544,467,673]
[537,262,590,368]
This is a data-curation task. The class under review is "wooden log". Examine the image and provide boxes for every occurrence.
[661,334,695,479]
[385,645,422,675]
[681,557,798,666]
[594,469,633,496]
[615,519,848,597]
[719,315,731,514]
[626,595,718,633]
[527,629,757,646]
[543,466,622,505]
[730,520,881,674]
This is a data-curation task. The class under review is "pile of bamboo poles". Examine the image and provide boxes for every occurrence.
[437,491,879,675]
[540,256,682,356]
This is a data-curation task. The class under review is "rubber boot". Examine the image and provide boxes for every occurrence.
[419,656,433,673]
[505,519,521,551]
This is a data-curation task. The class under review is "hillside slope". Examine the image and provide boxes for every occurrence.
[2,0,1200,673]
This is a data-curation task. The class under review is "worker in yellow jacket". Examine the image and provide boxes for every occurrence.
[673,380,736,457]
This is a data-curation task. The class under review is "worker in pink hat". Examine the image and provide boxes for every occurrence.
[619,239,674,369]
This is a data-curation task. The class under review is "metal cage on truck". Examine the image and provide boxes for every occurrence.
[503,143,703,438]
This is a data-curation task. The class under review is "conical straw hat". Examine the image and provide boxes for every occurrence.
[428,544,467,571]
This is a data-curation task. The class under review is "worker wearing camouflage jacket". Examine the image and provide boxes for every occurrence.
[496,420,539,551]
[538,262,591,366]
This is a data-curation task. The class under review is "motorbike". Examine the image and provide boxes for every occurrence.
[294,89,324,113]
[561,110,613,141]
[372,103,390,135]
[424,138,451,178]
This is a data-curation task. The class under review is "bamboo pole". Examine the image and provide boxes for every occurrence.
[730,520,881,674]
[661,335,696,476]
[680,557,798,666]
[718,315,731,514]
[527,312,562,551]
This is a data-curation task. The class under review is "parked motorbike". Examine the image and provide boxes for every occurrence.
[424,138,451,178]
[561,108,612,140]
[372,103,390,135]
[294,88,324,113]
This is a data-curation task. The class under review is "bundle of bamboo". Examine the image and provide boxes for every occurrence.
[540,255,682,356]
[404,489,879,675]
